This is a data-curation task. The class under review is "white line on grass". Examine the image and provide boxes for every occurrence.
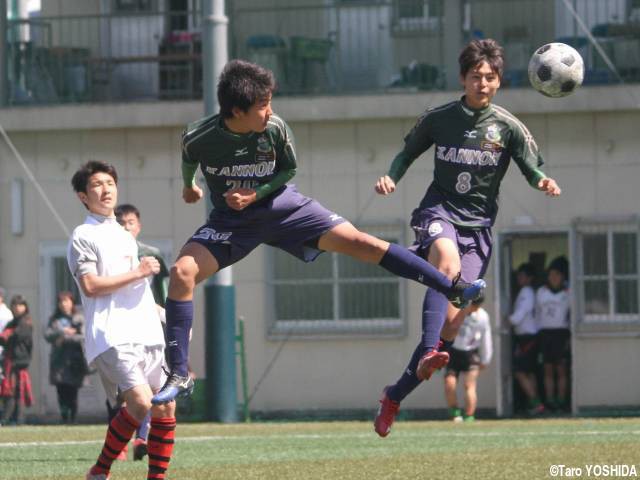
[0,429,638,448]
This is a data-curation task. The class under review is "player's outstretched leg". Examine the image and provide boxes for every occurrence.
[379,243,485,304]
[317,225,485,303]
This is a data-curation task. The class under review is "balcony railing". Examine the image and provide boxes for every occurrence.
[3,1,639,107]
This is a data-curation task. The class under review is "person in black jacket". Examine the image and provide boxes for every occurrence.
[0,295,34,425]
[45,291,88,424]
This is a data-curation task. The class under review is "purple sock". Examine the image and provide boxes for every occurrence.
[379,244,453,293]
[421,288,449,350]
[387,342,424,403]
[165,298,193,377]
[386,289,449,403]
[136,412,151,440]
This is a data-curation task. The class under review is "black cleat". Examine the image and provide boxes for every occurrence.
[447,274,486,308]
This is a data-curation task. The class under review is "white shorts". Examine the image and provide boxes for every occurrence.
[92,344,166,405]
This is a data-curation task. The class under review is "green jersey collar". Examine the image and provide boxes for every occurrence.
[458,96,493,121]
[219,115,257,141]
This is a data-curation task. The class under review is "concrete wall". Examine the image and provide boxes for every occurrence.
[1,85,639,418]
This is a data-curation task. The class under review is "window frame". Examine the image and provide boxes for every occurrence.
[575,217,640,325]
[266,223,408,339]
[392,0,443,34]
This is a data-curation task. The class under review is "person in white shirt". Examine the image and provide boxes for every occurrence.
[509,263,544,415]
[0,287,14,378]
[536,256,570,412]
[67,161,176,480]
[443,297,492,422]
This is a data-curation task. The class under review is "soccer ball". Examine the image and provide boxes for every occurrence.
[528,43,584,97]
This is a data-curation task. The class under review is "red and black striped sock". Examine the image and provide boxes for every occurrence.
[91,407,139,475]
[147,416,176,479]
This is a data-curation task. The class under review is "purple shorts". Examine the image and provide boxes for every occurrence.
[409,210,493,282]
[187,185,347,269]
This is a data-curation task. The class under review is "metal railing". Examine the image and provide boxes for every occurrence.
[3,1,639,107]
[6,10,203,104]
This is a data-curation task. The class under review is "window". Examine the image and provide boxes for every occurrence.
[576,219,640,323]
[393,0,443,33]
[267,224,406,337]
[113,0,154,12]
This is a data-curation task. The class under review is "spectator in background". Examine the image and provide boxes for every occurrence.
[45,291,88,424]
[115,203,170,461]
[0,287,14,384]
[510,263,544,415]
[115,204,169,308]
[0,295,34,425]
[536,256,570,412]
[443,297,492,422]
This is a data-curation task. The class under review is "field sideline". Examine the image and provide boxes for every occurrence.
[0,418,638,479]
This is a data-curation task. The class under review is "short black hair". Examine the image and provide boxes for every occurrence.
[115,203,140,224]
[217,59,275,118]
[10,294,29,313]
[548,256,569,277]
[459,39,504,79]
[71,160,118,194]
[516,262,536,278]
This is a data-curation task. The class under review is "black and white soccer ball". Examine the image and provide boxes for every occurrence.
[528,43,584,97]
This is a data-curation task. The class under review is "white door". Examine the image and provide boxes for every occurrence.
[495,234,514,418]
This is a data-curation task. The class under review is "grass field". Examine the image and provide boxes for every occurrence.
[0,418,638,479]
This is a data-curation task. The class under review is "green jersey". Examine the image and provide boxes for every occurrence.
[137,241,169,307]
[388,98,546,228]
[181,113,297,211]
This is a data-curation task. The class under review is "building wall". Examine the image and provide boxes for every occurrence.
[1,86,639,418]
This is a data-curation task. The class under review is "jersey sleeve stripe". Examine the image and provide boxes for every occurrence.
[419,100,457,120]
[493,105,540,157]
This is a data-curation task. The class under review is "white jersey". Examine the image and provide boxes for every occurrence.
[0,303,13,357]
[509,285,538,335]
[535,285,570,330]
[67,214,164,364]
[452,307,493,365]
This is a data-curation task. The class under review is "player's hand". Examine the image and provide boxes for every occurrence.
[224,188,257,211]
[182,184,204,204]
[138,256,161,277]
[538,177,562,196]
[375,175,396,195]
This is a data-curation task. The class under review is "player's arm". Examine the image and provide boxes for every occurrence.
[181,130,204,204]
[509,124,561,196]
[376,113,434,195]
[509,288,534,326]
[225,120,297,211]
[69,235,159,297]
[78,256,160,298]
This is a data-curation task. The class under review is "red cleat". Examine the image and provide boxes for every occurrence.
[374,387,400,438]
[416,350,450,381]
